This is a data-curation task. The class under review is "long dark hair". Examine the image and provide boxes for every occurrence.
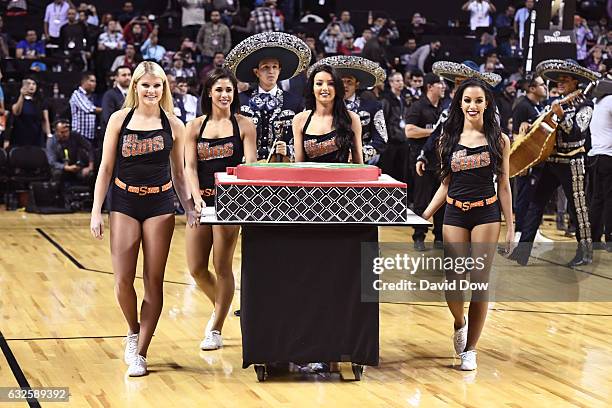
[304,64,354,161]
[438,78,504,180]
[200,67,240,116]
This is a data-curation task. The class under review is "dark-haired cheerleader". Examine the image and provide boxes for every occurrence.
[293,64,363,164]
[185,67,257,351]
[422,78,513,371]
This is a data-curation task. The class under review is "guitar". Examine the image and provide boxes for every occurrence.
[509,88,590,178]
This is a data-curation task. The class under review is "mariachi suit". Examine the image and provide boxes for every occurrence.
[345,95,388,165]
[239,87,304,160]
[519,100,594,257]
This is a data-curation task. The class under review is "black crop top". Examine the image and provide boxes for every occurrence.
[116,108,173,186]
[447,144,496,201]
[302,110,349,163]
[197,115,244,189]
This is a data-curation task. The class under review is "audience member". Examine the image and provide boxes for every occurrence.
[180,0,209,41]
[496,5,516,29]
[354,28,372,50]
[408,40,441,72]
[111,43,139,72]
[141,30,166,62]
[97,20,125,50]
[44,0,71,45]
[16,30,46,60]
[8,78,51,148]
[514,0,534,49]
[172,77,198,123]
[574,14,595,65]
[69,72,101,143]
[462,0,495,32]
[167,52,197,79]
[101,65,132,132]
[196,9,232,65]
[46,120,94,185]
[337,11,355,38]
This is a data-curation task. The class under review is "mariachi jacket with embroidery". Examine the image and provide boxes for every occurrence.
[551,99,594,158]
[345,96,388,165]
[239,87,304,160]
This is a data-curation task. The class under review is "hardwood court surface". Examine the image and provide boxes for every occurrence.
[1,209,612,407]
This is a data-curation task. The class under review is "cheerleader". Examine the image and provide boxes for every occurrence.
[422,78,513,370]
[184,68,257,350]
[90,61,196,376]
[293,64,363,164]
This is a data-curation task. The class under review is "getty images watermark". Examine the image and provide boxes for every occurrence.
[372,253,489,292]
[360,242,608,302]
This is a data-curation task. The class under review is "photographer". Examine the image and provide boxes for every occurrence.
[59,8,89,71]
[7,77,51,149]
[574,14,594,65]
[46,120,94,186]
[319,23,342,55]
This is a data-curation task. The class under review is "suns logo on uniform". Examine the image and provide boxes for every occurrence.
[304,138,338,158]
[122,134,164,157]
[197,142,234,161]
[451,149,490,172]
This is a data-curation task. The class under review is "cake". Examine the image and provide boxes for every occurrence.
[213,163,409,224]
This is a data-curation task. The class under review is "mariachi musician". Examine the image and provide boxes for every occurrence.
[307,56,388,164]
[510,59,601,267]
[224,32,311,161]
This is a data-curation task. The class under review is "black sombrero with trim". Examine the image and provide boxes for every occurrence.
[432,60,502,87]
[306,56,387,89]
[536,59,601,83]
[224,32,311,83]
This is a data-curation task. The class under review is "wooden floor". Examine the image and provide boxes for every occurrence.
[1,209,612,407]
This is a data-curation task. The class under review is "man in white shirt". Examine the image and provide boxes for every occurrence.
[44,0,72,45]
[588,92,612,251]
[354,28,372,50]
[514,0,534,49]
[173,77,198,123]
[462,0,495,31]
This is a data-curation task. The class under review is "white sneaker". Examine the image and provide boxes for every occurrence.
[459,350,477,371]
[534,229,553,243]
[514,231,522,242]
[205,310,216,335]
[200,330,223,350]
[123,333,139,365]
[453,316,468,355]
[127,355,147,377]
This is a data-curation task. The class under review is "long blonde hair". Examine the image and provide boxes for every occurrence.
[123,61,175,115]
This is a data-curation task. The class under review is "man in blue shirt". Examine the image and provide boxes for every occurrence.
[16,30,46,59]
[495,5,515,29]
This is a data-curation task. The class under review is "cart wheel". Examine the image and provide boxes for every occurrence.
[254,365,266,382]
[351,364,363,381]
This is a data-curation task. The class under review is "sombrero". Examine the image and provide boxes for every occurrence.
[224,32,311,83]
[306,56,386,89]
[536,59,600,83]
[432,60,501,87]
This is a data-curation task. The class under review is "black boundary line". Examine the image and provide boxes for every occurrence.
[36,228,85,269]
[397,302,612,317]
[5,335,125,342]
[35,228,192,286]
[0,330,42,408]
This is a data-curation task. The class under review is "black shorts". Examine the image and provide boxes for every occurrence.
[443,201,501,231]
[110,184,176,222]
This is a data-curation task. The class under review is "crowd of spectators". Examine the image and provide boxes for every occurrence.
[0,0,610,210]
